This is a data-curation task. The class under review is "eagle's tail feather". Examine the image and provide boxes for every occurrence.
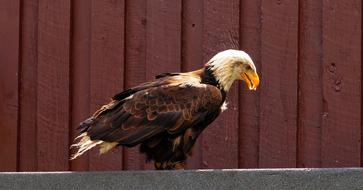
[70,133,102,160]
[70,133,119,160]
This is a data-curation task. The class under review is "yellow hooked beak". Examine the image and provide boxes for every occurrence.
[242,69,260,90]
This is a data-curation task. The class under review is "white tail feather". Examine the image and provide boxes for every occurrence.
[70,133,119,160]
[70,133,102,160]
[99,142,118,154]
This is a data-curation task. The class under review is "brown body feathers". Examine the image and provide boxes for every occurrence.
[71,50,259,170]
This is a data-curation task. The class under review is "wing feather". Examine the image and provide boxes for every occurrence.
[84,76,223,147]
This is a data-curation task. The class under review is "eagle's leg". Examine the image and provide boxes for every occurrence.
[154,162,164,170]
[172,161,186,170]
[154,161,186,170]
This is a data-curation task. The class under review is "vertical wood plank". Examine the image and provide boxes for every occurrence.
[321,0,361,167]
[182,0,204,71]
[89,0,125,171]
[258,0,299,167]
[145,0,182,79]
[201,0,240,169]
[143,0,182,169]
[36,0,71,171]
[182,0,204,169]
[123,0,148,170]
[19,0,39,171]
[121,0,184,170]
[70,0,91,171]
[0,0,20,171]
[297,0,323,168]
[239,0,261,168]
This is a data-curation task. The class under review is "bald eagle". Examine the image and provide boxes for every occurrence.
[70,49,260,170]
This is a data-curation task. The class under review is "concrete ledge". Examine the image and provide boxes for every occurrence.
[1,168,363,190]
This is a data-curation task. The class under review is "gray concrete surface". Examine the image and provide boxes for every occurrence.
[1,168,363,190]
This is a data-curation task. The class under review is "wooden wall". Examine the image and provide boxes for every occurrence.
[0,0,362,171]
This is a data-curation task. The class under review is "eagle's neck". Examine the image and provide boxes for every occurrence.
[201,66,220,87]
[204,59,238,92]
[185,67,225,96]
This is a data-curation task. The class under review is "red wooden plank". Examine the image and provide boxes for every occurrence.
[123,0,147,170]
[0,0,20,171]
[238,0,261,168]
[141,0,182,169]
[145,0,182,79]
[36,0,71,171]
[182,0,204,169]
[297,0,323,168]
[19,0,38,171]
[89,0,125,171]
[201,0,240,169]
[182,0,203,72]
[70,0,91,171]
[258,0,299,167]
[321,0,361,167]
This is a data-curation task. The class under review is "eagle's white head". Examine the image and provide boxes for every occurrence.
[206,49,260,91]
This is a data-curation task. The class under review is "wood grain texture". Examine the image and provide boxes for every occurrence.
[123,0,148,170]
[145,0,182,79]
[70,0,91,171]
[239,0,261,168]
[143,0,182,169]
[19,0,39,171]
[89,0,125,171]
[259,0,299,167]
[201,0,240,169]
[182,0,204,72]
[0,0,20,171]
[2,0,363,171]
[321,0,361,167]
[182,0,204,169]
[36,0,71,171]
[297,0,323,168]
